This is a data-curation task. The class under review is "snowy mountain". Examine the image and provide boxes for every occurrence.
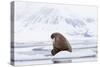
[15,4,97,42]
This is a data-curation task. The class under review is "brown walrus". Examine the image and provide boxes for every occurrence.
[51,32,72,56]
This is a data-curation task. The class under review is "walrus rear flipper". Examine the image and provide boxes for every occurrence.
[51,48,60,56]
[67,43,72,52]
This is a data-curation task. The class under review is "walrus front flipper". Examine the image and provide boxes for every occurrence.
[51,48,60,56]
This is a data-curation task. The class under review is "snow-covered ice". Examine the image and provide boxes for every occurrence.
[13,39,97,66]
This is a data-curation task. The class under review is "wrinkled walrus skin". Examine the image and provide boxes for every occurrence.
[51,32,72,56]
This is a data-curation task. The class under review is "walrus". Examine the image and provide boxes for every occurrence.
[51,32,72,56]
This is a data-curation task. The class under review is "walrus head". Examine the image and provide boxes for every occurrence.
[51,33,56,39]
[51,32,72,56]
[51,32,62,39]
